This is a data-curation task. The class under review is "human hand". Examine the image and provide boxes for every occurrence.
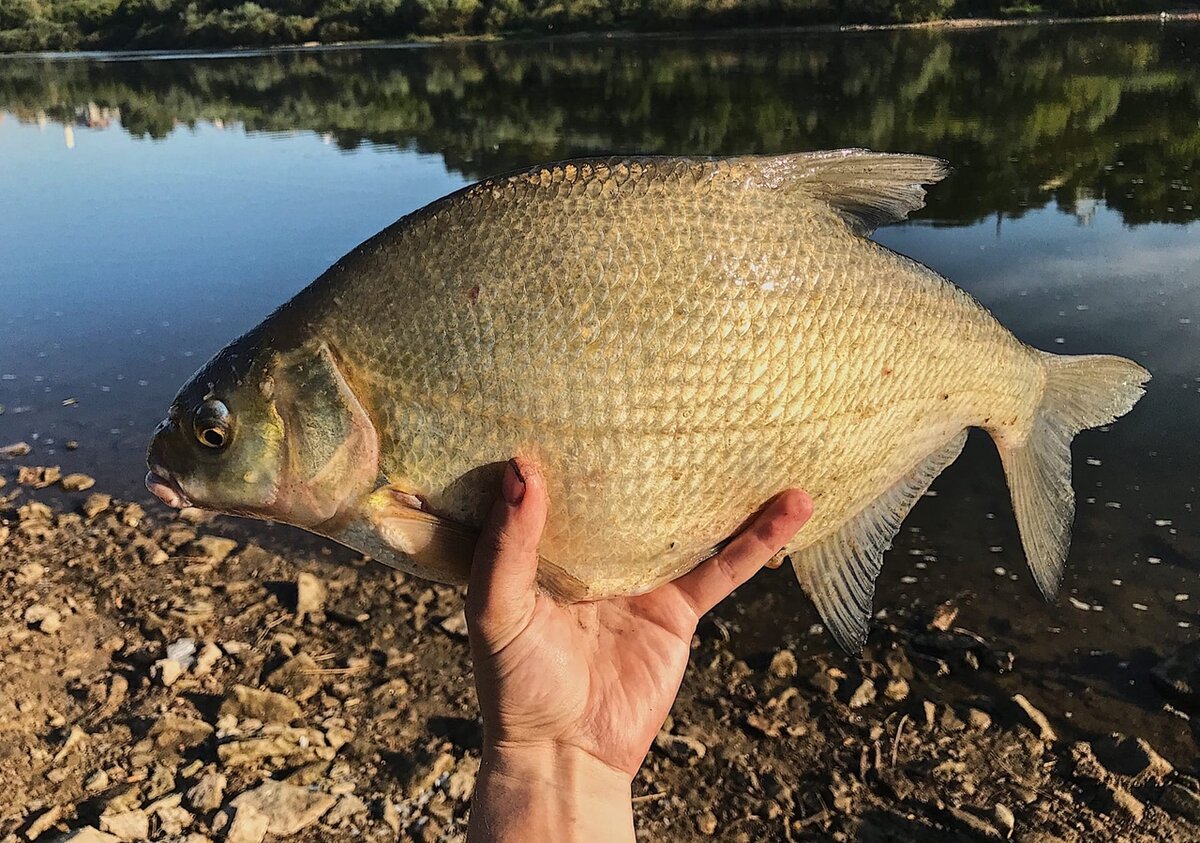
[464,458,812,841]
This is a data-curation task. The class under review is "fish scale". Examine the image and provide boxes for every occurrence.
[147,150,1148,652]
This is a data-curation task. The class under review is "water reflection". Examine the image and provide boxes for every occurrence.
[1,22,1197,226]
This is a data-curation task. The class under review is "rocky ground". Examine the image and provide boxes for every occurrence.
[2,455,1199,843]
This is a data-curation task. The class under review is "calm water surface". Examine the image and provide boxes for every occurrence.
[1,23,1198,756]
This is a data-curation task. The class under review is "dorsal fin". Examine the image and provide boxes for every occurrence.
[748,149,950,235]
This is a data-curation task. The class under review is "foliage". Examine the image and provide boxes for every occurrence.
[0,0,1185,51]
[0,23,1196,228]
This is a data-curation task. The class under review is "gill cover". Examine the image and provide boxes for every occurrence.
[270,342,380,529]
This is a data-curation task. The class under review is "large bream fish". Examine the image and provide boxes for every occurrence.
[146,150,1149,651]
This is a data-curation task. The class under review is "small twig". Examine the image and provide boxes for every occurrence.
[891,713,909,767]
[632,791,666,804]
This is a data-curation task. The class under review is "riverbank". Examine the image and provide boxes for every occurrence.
[3,2,1199,57]
[1,461,1198,842]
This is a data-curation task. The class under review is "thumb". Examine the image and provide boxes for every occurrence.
[466,458,547,651]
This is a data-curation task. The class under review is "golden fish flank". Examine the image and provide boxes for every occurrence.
[146,149,1150,652]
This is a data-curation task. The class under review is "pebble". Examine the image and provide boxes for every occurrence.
[0,441,32,458]
[82,493,112,518]
[24,604,63,634]
[229,779,336,835]
[26,805,64,839]
[654,732,707,766]
[768,649,798,679]
[99,809,150,841]
[61,473,96,491]
[267,652,322,701]
[16,561,45,584]
[993,803,1015,837]
[1012,694,1057,742]
[808,670,839,696]
[187,535,238,562]
[295,571,327,620]
[85,770,111,792]
[223,803,269,843]
[439,610,469,638]
[193,641,222,675]
[153,657,185,687]
[966,708,992,731]
[446,757,480,802]
[185,770,227,812]
[696,810,718,835]
[220,684,303,724]
[883,678,909,703]
[64,829,121,843]
[847,678,876,708]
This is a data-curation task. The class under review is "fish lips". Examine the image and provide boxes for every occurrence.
[145,467,191,509]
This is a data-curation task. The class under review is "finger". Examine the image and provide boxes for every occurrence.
[466,458,548,643]
[673,489,812,619]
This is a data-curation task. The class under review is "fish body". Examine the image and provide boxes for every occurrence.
[147,151,1148,650]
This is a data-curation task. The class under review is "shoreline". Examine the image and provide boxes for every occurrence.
[2,467,1199,840]
[0,10,1197,62]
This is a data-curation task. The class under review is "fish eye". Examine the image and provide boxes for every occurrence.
[194,399,231,450]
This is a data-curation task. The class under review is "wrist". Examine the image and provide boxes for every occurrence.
[467,741,635,843]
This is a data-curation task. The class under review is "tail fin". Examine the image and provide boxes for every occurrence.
[997,353,1149,598]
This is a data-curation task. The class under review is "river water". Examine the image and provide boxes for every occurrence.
[1,22,1197,758]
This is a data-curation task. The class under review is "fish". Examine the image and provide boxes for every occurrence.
[146,150,1149,652]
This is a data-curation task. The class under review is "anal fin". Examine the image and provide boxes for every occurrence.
[792,430,968,653]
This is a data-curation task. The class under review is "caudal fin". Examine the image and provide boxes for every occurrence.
[997,353,1149,598]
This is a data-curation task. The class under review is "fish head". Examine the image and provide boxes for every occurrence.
[146,332,379,532]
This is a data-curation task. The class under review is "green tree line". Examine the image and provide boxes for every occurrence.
[1,24,1196,226]
[0,0,1173,52]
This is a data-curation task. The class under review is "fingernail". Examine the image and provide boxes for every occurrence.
[503,459,526,506]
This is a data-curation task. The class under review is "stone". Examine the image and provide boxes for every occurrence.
[848,679,876,708]
[25,805,63,839]
[15,561,45,585]
[82,493,112,518]
[61,473,96,491]
[295,572,326,620]
[25,604,62,634]
[696,810,718,835]
[1012,694,1057,742]
[404,752,457,798]
[186,535,238,563]
[217,728,330,767]
[266,652,322,701]
[229,780,336,835]
[768,649,798,679]
[654,732,707,765]
[324,794,369,826]
[63,829,121,843]
[439,610,469,638]
[883,678,909,703]
[993,803,1015,837]
[967,708,992,731]
[193,642,222,675]
[185,770,226,812]
[149,715,214,753]
[447,756,480,802]
[224,803,269,843]
[99,810,150,841]
[85,770,111,792]
[220,684,303,724]
[153,657,185,686]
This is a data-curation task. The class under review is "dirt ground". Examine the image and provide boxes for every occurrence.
[1,461,1199,843]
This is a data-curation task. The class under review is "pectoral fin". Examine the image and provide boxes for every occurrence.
[322,484,591,601]
[322,485,477,585]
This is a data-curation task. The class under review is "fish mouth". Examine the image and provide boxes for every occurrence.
[145,468,191,509]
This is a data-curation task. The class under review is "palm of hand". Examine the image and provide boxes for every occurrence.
[477,587,699,778]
